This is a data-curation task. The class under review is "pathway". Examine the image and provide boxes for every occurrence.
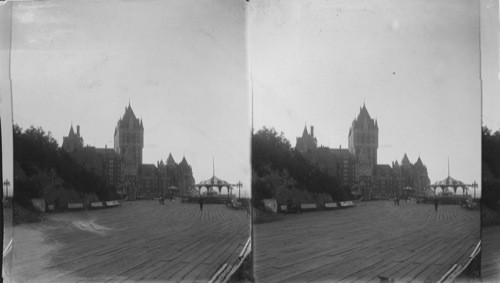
[9,200,250,282]
[254,200,479,282]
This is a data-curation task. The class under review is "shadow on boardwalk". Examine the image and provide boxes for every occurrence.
[9,200,250,282]
[253,200,479,282]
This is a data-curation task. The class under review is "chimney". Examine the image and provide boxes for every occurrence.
[77,125,80,137]
[311,126,314,137]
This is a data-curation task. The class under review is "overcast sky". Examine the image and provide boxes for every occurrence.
[7,0,250,196]
[3,0,498,197]
[250,0,482,192]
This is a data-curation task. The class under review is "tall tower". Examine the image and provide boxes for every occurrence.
[296,125,318,154]
[114,103,144,175]
[62,125,84,152]
[348,104,379,180]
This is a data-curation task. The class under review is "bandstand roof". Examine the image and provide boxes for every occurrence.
[430,176,468,188]
[196,175,232,188]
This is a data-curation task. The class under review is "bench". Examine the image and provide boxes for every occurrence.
[324,202,339,209]
[281,204,301,214]
[91,202,104,208]
[106,200,120,207]
[68,203,84,209]
[463,200,478,210]
[340,201,354,208]
[300,203,317,211]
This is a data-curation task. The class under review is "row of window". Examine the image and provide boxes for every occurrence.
[120,132,143,144]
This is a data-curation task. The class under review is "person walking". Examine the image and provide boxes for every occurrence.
[199,197,204,211]
[434,198,439,212]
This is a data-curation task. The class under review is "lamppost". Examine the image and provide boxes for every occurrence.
[3,179,10,198]
[472,181,478,200]
[236,181,242,199]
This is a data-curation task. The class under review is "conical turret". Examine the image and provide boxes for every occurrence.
[167,153,177,166]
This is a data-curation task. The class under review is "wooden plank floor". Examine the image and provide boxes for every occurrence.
[9,200,250,282]
[481,225,500,281]
[254,200,479,282]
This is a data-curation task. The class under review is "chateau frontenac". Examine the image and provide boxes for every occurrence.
[62,103,195,199]
[295,104,430,199]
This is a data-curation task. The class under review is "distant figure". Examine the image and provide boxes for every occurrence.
[199,197,204,211]
[434,198,439,211]
[246,207,251,218]
[297,202,303,214]
[287,199,293,211]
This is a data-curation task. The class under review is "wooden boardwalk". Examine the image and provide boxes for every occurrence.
[9,200,250,282]
[481,225,500,281]
[254,200,479,282]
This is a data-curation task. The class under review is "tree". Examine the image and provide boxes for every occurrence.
[252,127,343,204]
[13,124,118,205]
[482,126,500,210]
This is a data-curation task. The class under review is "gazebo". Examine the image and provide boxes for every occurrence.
[430,159,470,197]
[195,175,233,196]
[195,159,235,197]
[165,186,179,198]
[430,176,469,196]
[402,186,414,197]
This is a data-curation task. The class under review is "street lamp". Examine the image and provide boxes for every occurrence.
[236,181,242,199]
[3,179,10,198]
[472,181,478,200]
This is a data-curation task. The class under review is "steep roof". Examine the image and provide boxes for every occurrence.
[394,160,400,166]
[166,153,177,166]
[401,153,412,166]
[179,156,189,167]
[122,103,137,121]
[68,125,75,137]
[302,125,308,137]
[352,104,377,130]
[415,156,424,167]
[357,104,372,121]
[118,103,143,129]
